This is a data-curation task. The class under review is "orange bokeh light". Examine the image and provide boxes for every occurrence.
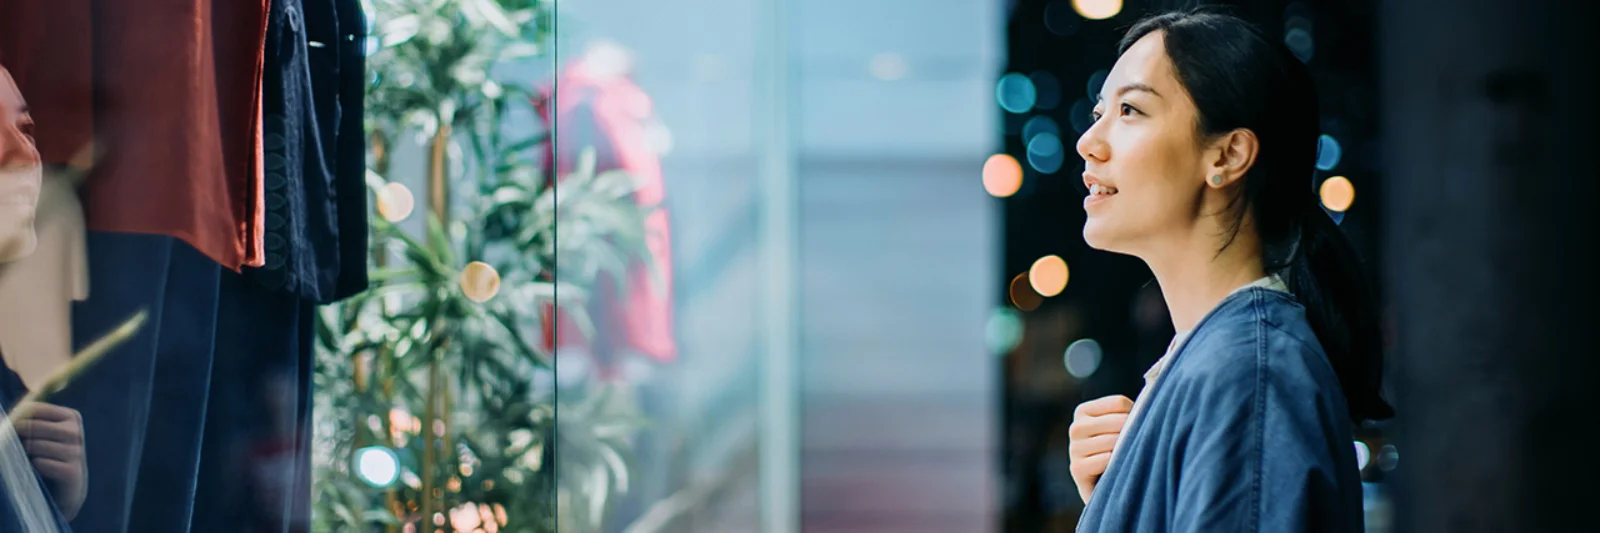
[983,154,1024,198]
[1029,255,1069,297]
[1320,176,1355,212]
[1008,273,1043,311]
[1073,0,1123,20]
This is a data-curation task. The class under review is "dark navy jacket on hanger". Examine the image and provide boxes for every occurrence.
[250,0,369,303]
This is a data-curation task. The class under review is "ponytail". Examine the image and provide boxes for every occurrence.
[1121,10,1394,422]
[1279,205,1394,422]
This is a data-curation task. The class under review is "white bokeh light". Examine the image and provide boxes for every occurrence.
[1064,339,1103,378]
[355,446,401,487]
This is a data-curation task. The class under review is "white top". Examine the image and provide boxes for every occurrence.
[1105,274,1290,470]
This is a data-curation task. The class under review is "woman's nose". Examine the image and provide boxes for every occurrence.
[1076,124,1107,163]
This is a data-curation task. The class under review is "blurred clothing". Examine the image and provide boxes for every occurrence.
[1106,275,1288,469]
[0,2,91,168]
[537,56,678,374]
[0,0,270,272]
[1079,286,1364,532]
[0,364,75,532]
[57,232,314,533]
[249,0,369,303]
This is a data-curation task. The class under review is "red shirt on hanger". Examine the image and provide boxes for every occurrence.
[0,0,269,271]
[538,55,678,375]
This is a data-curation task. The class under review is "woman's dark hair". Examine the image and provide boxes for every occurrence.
[1119,9,1394,422]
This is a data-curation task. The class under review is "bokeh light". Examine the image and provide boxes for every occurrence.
[1023,116,1061,145]
[1064,339,1103,378]
[1072,0,1123,20]
[1044,2,1082,36]
[982,154,1024,198]
[986,307,1026,356]
[1030,71,1062,110]
[1086,69,1110,99]
[1377,444,1399,471]
[1029,255,1069,297]
[1354,441,1371,471]
[460,261,502,302]
[1069,98,1095,133]
[997,73,1038,114]
[355,446,401,487]
[450,502,484,531]
[1009,273,1043,311]
[1027,132,1065,174]
[1320,176,1355,212]
[376,182,416,222]
[1285,28,1314,62]
[1316,134,1342,171]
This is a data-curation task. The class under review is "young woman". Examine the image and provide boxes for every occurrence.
[1066,10,1392,532]
[0,64,87,529]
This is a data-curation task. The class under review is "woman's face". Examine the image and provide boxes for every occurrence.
[1076,31,1213,256]
[0,67,40,170]
[1,66,42,263]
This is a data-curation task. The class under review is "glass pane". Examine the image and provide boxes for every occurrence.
[549,0,771,531]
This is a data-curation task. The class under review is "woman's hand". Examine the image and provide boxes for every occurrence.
[15,402,87,520]
[1069,394,1133,504]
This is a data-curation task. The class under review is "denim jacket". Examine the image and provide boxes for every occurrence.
[1077,287,1364,532]
[0,364,72,532]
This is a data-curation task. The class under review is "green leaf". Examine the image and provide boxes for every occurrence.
[426,211,459,267]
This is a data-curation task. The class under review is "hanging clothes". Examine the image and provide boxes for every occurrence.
[249,0,370,303]
[537,52,679,377]
[56,233,222,533]
[0,0,92,168]
[0,0,271,272]
[1,1,367,532]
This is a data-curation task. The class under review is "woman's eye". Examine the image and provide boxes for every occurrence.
[1121,103,1138,116]
[1090,110,1103,122]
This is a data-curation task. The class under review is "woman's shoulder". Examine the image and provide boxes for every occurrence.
[1168,288,1338,392]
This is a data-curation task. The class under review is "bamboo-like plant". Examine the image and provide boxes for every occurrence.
[311,1,651,531]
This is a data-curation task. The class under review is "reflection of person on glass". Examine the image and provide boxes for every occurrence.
[1067,10,1390,532]
[0,65,88,525]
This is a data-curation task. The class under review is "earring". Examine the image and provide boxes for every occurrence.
[1210,174,1224,186]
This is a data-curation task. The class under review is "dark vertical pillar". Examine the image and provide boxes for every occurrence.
[1382,2,1600,531]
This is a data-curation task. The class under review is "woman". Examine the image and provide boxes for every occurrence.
[1067,10,1392,532]
[0,63,87,530]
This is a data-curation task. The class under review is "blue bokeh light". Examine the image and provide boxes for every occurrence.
[1031,71,1062,110]
[1064,339,1103,378]
[1023,116,1061,145]
[1069,98,1095,133]
[997,73,1038,114]
[1286,28,1314,63]
[1086,69,1110,99]
[1316,134,1342,171]
[1027,132,1065,174]
[986,308,1025,356]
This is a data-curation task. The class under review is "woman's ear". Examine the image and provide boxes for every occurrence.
[1203,128,1259,188]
